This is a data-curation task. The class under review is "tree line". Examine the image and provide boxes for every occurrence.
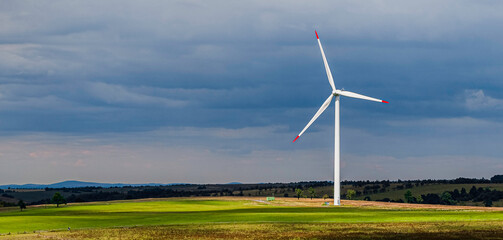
[375,186,503,207]
[342,175,503,187]
[4,176,503,208]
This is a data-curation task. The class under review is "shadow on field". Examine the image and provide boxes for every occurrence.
[5,222,503,240]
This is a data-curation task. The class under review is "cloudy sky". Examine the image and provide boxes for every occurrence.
[1,0,503,184]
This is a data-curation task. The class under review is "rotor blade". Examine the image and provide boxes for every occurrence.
[336,90,389,103]
[293,94,334,142]
[316,30,336,92]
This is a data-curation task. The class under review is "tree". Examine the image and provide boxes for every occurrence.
[441,192,455,205]
[295,188,303,200]
[421,193,441,204]
[469,186,478,199]
[484,198,493,207]
[18,200,26,211]
[491,175,503,183]
[452,189,460,200]
[416,195,423,204]
[346,189,356,200]
[323,194,329,200]
[404,190,414,203]
[460,187,468,200]
[52,192,66,207]
[308,187,316,200]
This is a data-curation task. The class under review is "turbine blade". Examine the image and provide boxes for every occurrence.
[316,30,336,92]
[293,94,334,142]
[336,90,389,103]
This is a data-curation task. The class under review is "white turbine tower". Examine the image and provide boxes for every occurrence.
[293,31,388,206]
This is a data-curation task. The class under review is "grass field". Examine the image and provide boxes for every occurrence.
[1,197,503,239]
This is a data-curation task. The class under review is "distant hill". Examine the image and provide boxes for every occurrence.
[0,180,184,189]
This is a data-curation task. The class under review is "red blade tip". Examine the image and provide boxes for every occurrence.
[382,100,389,104]
[315,30,319,39]
[293,136,300,142]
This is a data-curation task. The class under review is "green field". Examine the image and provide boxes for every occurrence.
[2,198,503,239]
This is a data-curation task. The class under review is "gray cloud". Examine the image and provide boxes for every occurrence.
[1,1,503,183]
[86,82,187,107]
[465,89,503,110]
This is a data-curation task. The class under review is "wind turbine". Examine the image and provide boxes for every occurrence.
[293,31,388,206]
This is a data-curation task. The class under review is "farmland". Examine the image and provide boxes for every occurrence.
[2,197,503,239]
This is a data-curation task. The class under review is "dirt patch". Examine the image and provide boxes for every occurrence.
[176,196,503,211]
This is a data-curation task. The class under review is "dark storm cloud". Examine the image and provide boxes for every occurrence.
[1,0,503,183]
